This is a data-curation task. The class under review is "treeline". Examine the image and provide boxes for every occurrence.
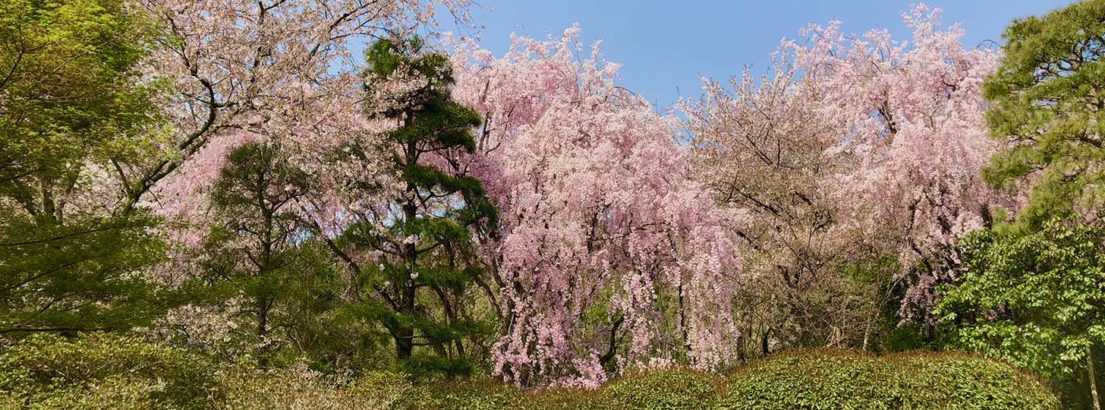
[1,0,1104,408]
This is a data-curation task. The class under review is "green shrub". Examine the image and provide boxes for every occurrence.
[890,351,1060,409]
[0,333,216,409]
[392,380,525,409]
[171,350,1059,409]
[387,368,724,410]
[15,375,162,410]
[523,387,603,410]
[720,349,1060,410]
[5,337,1049,410]
[601,368,724,409]
[215,365,411,409]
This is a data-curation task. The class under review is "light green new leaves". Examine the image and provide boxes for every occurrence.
[937,221,1105,380]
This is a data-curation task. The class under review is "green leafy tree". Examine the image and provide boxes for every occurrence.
[327,38,497,377]
[974,3,1105,406]
[0,0,165,334]
[983,0,1105,229]
[937,221,1105,408]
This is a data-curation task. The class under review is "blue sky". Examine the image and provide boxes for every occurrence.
[444,0,1074,110]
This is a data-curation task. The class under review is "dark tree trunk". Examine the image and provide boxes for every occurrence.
[396,141,419,361]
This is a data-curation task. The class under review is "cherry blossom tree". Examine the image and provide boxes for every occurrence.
[128,0,470,282]
[450,28,742,387]
[786,4,1003,322]
[682,54,894,354]
[127,0,477,361]
[125,0,466,216]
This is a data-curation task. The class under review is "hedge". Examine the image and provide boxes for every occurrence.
[600,368,724,409]
[0,333,217,409]
[390,369,721,410]
[720,349,1060,410]
[0,334,407,410]
[0,337,1059,409]
[391,350,1058,409]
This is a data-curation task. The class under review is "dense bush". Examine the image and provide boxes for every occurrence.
[216,366,410,410]
[390,369,722,409]
[600,369,724,409]
[0,333,417,409]
[391,380,525,409]
[388,353,1055,409]
[721,349,1060,409]
[521,387,603,410]
[0,333,216,409]
[0,339,1060,409]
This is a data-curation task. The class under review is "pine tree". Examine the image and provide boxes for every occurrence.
[983,0,1105,229]
[340,38,497,376]
[201,142,309,357]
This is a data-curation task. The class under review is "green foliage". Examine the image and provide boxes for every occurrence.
[3,343,1046,410]
[389,369,723,410]
[387,354,1052,409]
[601,369,724,409]
[522,388,603,410]
[0,0,166,334]
[0,0,157,170]
[721,349,1059,410]
[194,142,398,372]
[0,333,217,409]
[0,211,165,333]
[960,1,1105,405]
[982,0,1105,228]
[879,323,948,353]
[393,380,525,410]
[0,334,420,409]
[338,37,498,376]
[215,366,410,410]
[200,142,314,362]
[277,244,396,373]
[936,221,1105,406]
[0,0,160,208]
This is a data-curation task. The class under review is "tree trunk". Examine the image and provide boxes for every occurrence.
[257,299,269,337]
[862,305,876,352]
[678,283,690,353]
[599,315,624,368]
[256,297,272,368]
[395,141,419,361]
[1090,346,1101,410]
[395,332,414,360]
[761,327,771,356]
[396,282,416,360]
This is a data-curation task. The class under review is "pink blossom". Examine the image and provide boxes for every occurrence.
[451,27,741,386]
